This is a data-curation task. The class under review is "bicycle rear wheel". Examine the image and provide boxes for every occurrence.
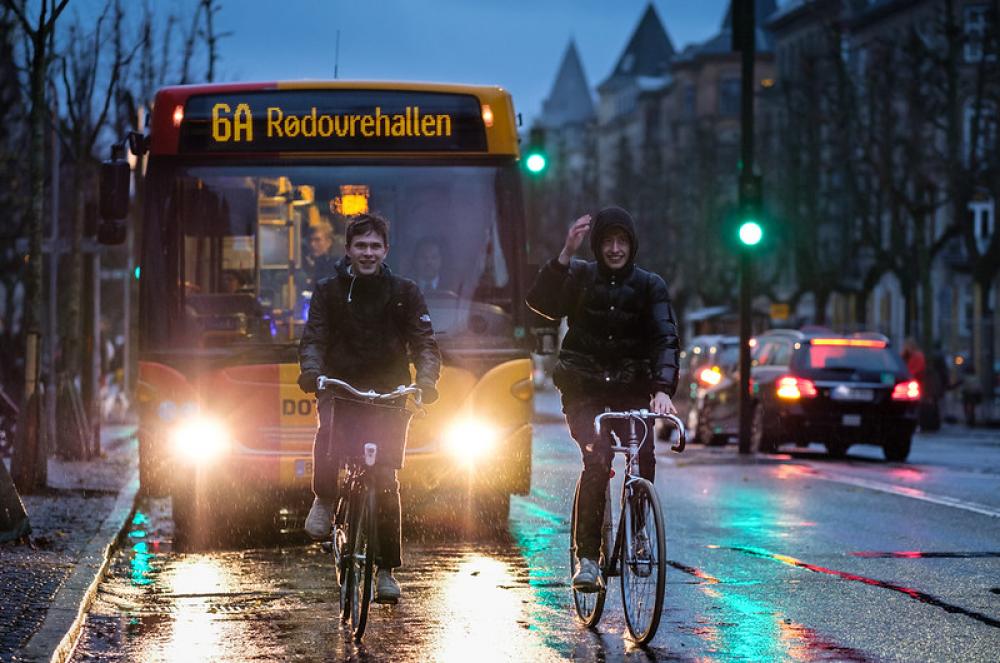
[570,478,608,627]
[619,477,666,645]
[348,488,376,641]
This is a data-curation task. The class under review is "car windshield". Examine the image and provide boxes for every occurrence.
[794,345,904,373]
[716,343,739,368]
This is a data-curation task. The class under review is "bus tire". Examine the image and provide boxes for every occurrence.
[139,433,169,496]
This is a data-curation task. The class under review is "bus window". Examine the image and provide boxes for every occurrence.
[152,163,519,351]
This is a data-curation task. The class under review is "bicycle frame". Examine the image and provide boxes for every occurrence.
[570,408,685,644]
[317,377,421,642]
[595,411,684,577]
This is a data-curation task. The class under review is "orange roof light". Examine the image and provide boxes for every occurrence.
[812,338,886,348]
[481,104,494,128]
[172,105,184,127]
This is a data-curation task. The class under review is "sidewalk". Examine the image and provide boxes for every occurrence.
[1,425,139,662]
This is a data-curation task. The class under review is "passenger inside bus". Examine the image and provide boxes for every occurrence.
[306,219,338,286]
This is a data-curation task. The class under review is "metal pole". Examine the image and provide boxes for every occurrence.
[737,0,756,455]
[46,104,59,460]
[91,250,101,456]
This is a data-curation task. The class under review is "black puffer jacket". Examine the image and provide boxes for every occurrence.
[526,207,680,399]
[299,257,441,393]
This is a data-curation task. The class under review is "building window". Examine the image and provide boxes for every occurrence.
[968,195,995,255]
[963,99,997,165]
[719,77,740,117]
[965,4,992,63]
[644,104,660,140]
[683,83,696,118]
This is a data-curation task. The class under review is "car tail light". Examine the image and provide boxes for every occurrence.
[892,380,920,401]
[698,366,722,386]
[776,376,818,400]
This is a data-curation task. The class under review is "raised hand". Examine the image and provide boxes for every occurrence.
[558,214,592,265]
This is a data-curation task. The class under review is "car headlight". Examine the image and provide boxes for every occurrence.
[444,419,499,464]
[169,416,230,463]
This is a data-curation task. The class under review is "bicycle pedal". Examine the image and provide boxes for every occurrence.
[373,596,399,605]
[319,541,333,554]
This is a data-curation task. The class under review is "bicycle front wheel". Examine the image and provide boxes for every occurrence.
[570,478,607,628]
[619,477,666,645]
[348,488,376,641]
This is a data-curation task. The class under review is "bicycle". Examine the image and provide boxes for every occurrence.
[316,376,422,642]
[570,408,685,645]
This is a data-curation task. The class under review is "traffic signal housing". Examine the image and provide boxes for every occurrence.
[737,174,764,249]
[524,127,547,175]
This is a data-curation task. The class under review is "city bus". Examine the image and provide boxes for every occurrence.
[103,82,533,542]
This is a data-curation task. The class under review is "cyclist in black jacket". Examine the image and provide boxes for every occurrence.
[298,213,441,603]
[526,206,680,593]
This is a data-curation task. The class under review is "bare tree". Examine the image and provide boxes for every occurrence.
[0,9,28,403]
[55,1,137,458]
[3,0,71,491]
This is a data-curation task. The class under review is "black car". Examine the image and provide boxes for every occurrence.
[699,331,921,461]
[664,335,739,442]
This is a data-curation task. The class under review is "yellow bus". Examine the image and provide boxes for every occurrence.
[104,81,533,541]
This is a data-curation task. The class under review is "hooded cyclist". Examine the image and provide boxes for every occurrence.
[526,206,680,592]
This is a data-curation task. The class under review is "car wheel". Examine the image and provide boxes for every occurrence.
[751,404,776,453]
[824,440,848,458]
[883,432,912,462]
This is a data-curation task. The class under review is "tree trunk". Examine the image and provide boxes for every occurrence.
[973,280,995,421]
[58,167,88,459]
[12,29,48,492]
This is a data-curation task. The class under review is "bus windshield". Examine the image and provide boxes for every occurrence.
[140,163,522,354]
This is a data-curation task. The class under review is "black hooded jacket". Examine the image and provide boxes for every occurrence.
[299,257,441,393]
[526,207,680,400]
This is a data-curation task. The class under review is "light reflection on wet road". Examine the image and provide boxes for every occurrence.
[70,391,1000,662]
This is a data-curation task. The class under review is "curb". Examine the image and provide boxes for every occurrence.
[16,467,140,663]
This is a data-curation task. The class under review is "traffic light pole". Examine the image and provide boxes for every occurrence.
[737,0,756,455]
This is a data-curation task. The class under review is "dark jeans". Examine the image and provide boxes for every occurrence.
[564,395,656,561]
[313,395,402,569]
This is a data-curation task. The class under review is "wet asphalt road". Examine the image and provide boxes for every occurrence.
[70,389,1000,662]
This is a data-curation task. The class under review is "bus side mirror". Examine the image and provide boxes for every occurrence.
[100,156,130,220]
[98,146,130,245]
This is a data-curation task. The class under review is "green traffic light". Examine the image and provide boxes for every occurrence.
[738,220,763,246]
[525,153,547,173]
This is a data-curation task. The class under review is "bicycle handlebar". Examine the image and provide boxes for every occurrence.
[593,410,686,453]
[316,376,423,406]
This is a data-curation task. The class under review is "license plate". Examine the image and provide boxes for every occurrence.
[831,386,874,402]
[842,414,862,427]
[295,459,313,478]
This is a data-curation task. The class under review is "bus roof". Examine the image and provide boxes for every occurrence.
[150,81,520,158]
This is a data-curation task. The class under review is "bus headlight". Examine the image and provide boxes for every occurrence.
[444,419,499,464]
[170,417,231,463]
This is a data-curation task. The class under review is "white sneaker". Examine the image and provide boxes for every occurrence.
[304,497,334,540]
[375,569,401,604]
[572,557,603,593]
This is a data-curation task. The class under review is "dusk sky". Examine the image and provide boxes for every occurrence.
[154,0,735,126]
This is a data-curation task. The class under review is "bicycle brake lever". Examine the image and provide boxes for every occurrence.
[609,430,622,446]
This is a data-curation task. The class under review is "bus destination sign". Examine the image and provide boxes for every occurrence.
[179,90,489,153]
